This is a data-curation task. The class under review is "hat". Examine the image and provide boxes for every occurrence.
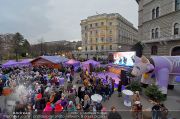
[36,93,42,100]
[55,104,63,112]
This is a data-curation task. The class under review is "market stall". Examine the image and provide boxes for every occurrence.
[2,60,19,68]
[65,59,80,71]
[31,56,68,69]
[82,59,100,72]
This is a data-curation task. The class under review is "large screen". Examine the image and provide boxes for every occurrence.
[113,52,135,67]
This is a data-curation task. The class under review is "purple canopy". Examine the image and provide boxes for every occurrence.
[18,59,32,66]
[82,59,100,72]
[2,60,19,68]
[65,59,80,66]
[82,59,100,66]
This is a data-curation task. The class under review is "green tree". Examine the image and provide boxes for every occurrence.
[145,85,166,102]
[13,32,25,61]
[21,39,31,57]
[131,42,144,57]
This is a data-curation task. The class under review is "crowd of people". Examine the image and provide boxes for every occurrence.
[0,66,123,119]
[0,64,170,119]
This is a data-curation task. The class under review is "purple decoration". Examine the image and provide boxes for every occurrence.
[132,56,180,94]
[2,60,18,68]
[97,72,120,84]
[175,76,180,82]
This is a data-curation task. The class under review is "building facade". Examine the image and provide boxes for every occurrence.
[136,0,180,57]
[80,13,138,59]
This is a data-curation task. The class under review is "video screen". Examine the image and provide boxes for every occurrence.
[113,52,135,67]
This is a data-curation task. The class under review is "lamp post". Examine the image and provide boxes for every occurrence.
[77,47,82,60]
[118,45,122,51]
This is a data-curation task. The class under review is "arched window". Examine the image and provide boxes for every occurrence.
[156,7,159,18]
[155,28,159,38]
[174,23,179,35]
[152,9,155,19]
[175,0,180,11]
[151,29,155,39]
[151,46,158,55]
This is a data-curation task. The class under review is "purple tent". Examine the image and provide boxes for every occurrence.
[65,59,80,66]
[65,59,80,71]
[82,59,100,66]
[82,59,100,72]
[18,59,32,67]
[2,60,19,68]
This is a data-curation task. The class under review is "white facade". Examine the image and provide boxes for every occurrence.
[80,13,138,59]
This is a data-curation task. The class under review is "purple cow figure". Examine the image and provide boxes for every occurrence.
[131,56,180,95]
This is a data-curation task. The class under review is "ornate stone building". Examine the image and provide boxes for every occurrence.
[136,0,180,57]
[80,13,138,59]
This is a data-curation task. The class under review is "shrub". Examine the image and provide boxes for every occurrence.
[126,81,142,92]
[145,84,166,102]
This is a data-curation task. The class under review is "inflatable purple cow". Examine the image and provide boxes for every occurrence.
[131,56,180,95]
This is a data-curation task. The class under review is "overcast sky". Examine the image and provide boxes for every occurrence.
[0,0,138,44]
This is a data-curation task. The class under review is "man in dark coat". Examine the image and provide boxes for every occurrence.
[108,106,122,119]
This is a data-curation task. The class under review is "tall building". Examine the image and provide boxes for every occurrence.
[136,0,180,57]
[80,13,138,59]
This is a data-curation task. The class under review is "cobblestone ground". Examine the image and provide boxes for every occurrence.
[0,73,180,119]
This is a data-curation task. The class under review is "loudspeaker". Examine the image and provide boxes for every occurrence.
[121,70,129,86]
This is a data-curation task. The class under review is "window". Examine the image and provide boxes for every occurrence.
[151,46,158,55]
[96,46,98,50]
[174,23,179,35]
[101,37,104,42]
[110,45,112,50]
[152,29,155,39]
[175,0,180,11]
[109,38,112,42]
[85,26,87,30]
[155,28,159,38]
[95,23,98,26]
[90,24,92,28]
[101,45,104,50]
[96,30,98,35]
[85,39,87,44]
[96,38,98,42]
[90,46,93,50]
[90,38,92,43]
[152,9,155,19]
[101,22,104,26]
[85,33,87,37]
[156,7,159,18]
[109,30,112,34]
[90,31,92,35]
[109,22,112,26]
[85,47,87,51]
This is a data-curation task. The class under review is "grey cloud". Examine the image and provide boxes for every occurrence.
[0,0,138,43]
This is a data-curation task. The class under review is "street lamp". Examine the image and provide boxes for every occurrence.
[77,47,82,60]
[118,45,122,51]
